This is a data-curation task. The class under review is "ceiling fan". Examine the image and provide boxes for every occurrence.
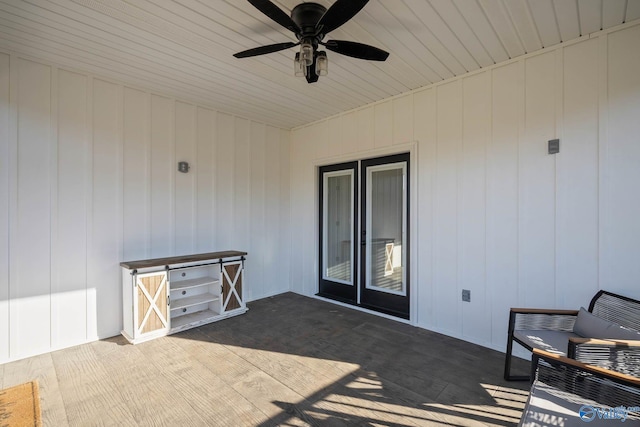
[234,0,389,83]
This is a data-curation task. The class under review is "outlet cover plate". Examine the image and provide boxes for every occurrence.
[462,289,471,302]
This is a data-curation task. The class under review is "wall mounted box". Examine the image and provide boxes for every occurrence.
[120,250,247,344]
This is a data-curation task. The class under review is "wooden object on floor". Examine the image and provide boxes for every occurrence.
[120,250,248,344]
[0,381,42,427]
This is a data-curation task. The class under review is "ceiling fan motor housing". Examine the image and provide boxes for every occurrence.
[291,2,327,43]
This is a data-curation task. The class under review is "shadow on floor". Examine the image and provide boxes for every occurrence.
[165,292,531,426]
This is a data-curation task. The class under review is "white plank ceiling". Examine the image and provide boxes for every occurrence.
[0,0,639,129]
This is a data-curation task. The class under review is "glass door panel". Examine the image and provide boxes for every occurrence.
[365,163,406,295]
[360,153,409,319]
[323,171,354,284]
[318,162,357,303]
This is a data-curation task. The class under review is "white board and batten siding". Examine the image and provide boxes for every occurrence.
[290,21,640,353]
[0,52,291,364]
[2,21,640,364]
[603,25,640,295]
[0,53,10,362]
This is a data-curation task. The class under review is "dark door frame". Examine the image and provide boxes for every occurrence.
[359,153,410,319]
[317,153,410,320]
[317,161,358,304]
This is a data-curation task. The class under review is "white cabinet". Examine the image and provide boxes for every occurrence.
[121,251,247,344]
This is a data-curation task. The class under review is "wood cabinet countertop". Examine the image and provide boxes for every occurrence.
[120,250,247,270]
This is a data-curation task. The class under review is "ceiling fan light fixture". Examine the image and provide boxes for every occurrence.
[315,51,328,76]
[294,52,307,77]
[299,40,314,66]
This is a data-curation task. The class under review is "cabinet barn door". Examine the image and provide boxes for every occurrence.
[135,271,169,335]
[222,261,243,311]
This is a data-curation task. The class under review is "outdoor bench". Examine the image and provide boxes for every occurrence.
[519,348,640,426]
[504,290,640,381]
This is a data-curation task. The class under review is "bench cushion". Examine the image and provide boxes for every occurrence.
[573,307,640,339]
[514,330,580,355]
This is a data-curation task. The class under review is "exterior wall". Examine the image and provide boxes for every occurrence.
[289,22,640,352]
[0,51,291,364]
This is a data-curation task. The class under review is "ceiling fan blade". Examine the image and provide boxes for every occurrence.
[234,42,298,58]
[316,0,369,35]
[324,40,389,61]
[247,0,300,33]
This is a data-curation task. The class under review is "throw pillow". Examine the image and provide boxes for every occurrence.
[573,307,640,339]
